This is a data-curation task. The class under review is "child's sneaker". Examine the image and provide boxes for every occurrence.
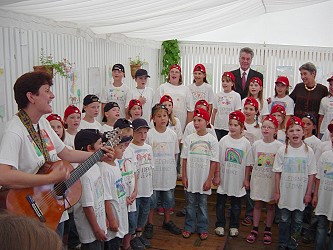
[143,223,154,239]
[214,227,225,236]
[170,208,174,215]
[241,216,253,226]
[130,237,145,250]
[162,220,181,235]
[157,207,164,215]
[229,228,239,237]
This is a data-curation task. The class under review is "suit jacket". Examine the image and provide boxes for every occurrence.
[231,68,264,100]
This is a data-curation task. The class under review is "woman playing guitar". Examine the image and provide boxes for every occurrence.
[0,71,114,229]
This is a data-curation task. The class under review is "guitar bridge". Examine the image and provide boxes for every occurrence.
[26,195,46,223]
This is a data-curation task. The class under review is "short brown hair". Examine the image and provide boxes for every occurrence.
[299,62,317,75]
[14,72,53,110]
[0,212,62,250]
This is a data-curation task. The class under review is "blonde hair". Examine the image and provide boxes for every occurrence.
[247,85,264,113]
[0,212,62,250]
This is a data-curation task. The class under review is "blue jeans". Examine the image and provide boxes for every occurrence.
[315,215,333,250]
[136,197,151,228]
[151,189,175,209]
[81,240,104,250]
[215,194,241,228]
[278,208,303,249]
[104,237,122,250]
[128,211,137,234]
[245,189,254,218]
[184,192,209,233]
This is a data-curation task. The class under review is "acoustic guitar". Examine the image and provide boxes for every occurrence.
[0,129,120,230]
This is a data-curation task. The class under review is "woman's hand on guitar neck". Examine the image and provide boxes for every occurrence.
[48,162,70,183]
[100,146,115,162]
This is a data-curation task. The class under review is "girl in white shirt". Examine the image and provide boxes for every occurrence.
[243,97,261,145]
[270,104,287,144]
[318,76,333,138]
[128,99,143,122]
[63,105,81,149]
[211,72,242,141]
[246,115,283,245]
[273,116,316,249]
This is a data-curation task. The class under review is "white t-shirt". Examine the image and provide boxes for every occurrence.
[269,96,295,116]
[213,90,242,130]
[0,116,65,173]
[181,133,219,195]
[101,83,131,118]
[154,82,194,131]
[187,82,214,106]
[304,135,322,161]
[126,87,155,123]
[319,96,333,134]
[99,161,128,240]
[217,135,253,197]
[182,121,217,143]
[242,97,269,122]
[129,143,154,198]
[101,124,114,133]
[79,119,102,131]
[146,127,179,190]
[250,139,283,202]
[64,131,76,149]
[273,144,317,211]
[119,146,137,212]
[277,129,286,144]
[168,117,183,141]
[243,121,262,145]
[321,141,332,154]
[74,164,106,244]
[321,128,331,142]
[315,150,333,221]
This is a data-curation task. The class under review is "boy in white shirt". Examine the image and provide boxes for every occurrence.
[73,129,107,250]
[102,64,130,118]
[79,94,102,131]
[101,102,120,133]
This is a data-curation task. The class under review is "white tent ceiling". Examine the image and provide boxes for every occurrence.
[0,0,332,47]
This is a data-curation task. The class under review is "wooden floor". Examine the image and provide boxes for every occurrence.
[148,188,315,250]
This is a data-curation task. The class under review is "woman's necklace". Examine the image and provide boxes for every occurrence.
[304,82,317,91]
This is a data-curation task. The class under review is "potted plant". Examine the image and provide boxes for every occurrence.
[161,39,180,81]
[129,55,147,79]
[33,48,72,78]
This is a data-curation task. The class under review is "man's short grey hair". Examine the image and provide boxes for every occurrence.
[299,62,317,75]
[239,47,254,58]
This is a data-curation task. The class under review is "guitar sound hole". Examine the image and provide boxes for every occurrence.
[53,183,68,199]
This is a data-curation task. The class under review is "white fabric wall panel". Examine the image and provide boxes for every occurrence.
[179,42,333,99]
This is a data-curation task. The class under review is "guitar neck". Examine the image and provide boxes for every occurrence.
[63,134,117,188]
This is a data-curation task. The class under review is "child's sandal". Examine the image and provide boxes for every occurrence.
[246,230,258,244]
[199,232,208,240]
[263,231,272,245]
[182,230,191,238]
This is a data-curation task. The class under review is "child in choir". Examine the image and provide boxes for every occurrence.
[312,124,333,250]
[128,99,143,121]
[46,114,69,238]
[187,64,214,114]
[181,108,219,240]
[213,110,253,237]
[269,76,294,122]
[243,97,262,145]
[101,102,120,133]
[246,115,283,245]
[73,129,107,250]
[270,104,287,144]
[159,94,182,141]
[318,75,333,138]
[145,104,181,236]
[129,118,154,249]
[273,116,316,250]
[126,69,154,123]
[80,94,102,131]
[302,113,322,160]
[159,94,182,183]
[112,119,138,250]
[154,64,194,131]
[211,71,242,141]
[101,63,130,118]
[183,99,217,140]
[99,132,130,250]
[63,105,81,149]
[242,77,269,122]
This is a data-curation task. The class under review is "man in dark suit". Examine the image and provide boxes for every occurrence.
[231,47,263,99]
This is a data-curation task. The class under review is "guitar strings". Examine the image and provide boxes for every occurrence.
[35,131,120,210]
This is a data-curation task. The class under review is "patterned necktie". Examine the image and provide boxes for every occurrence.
[242,71,246,90]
